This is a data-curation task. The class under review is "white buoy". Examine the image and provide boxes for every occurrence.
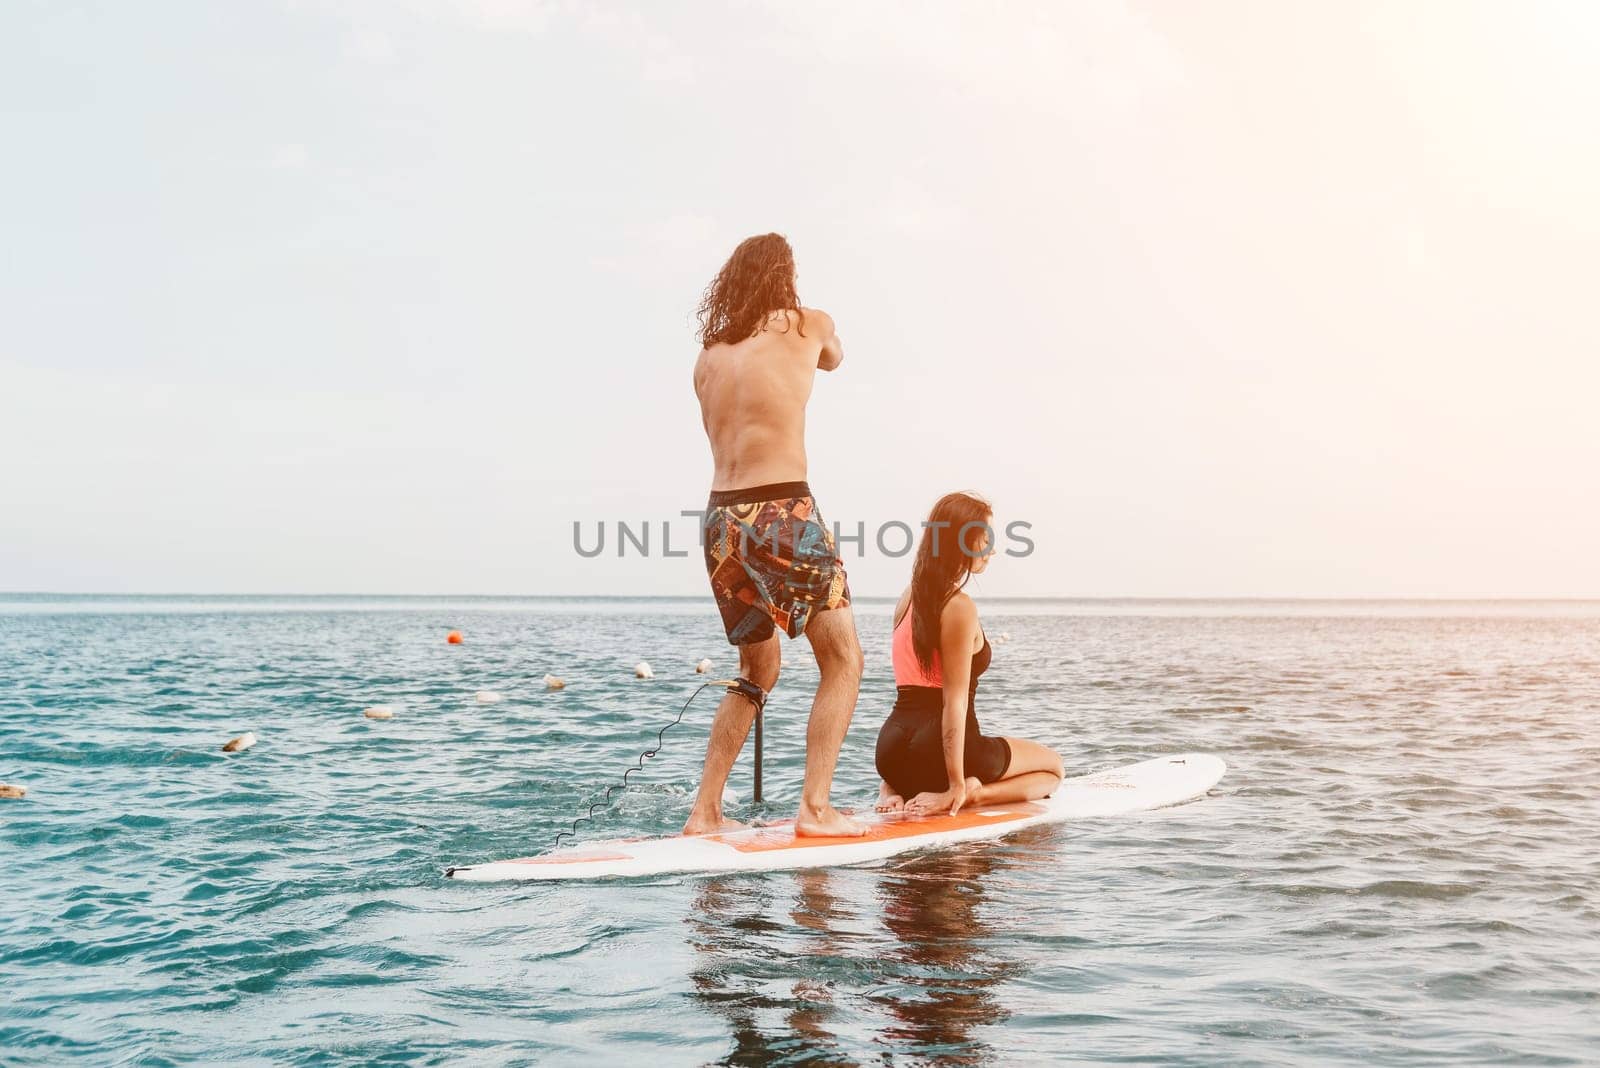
[695,658,713,674]
[222,731,257,753]
[543,674,566,691]
[474,690,503,704]
[634,661,654,679]
[998,631,1012,644]
[364,706,394,720]
[0,783,26,800]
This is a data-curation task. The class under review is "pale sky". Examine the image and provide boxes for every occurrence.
[2,1,1597,598]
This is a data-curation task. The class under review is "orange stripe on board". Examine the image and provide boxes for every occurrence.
[709,803,1045,854]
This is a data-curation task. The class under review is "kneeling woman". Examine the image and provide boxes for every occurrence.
[876,492,1064,816]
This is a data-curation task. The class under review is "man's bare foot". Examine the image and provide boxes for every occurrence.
[794,804,868,837]
[682,812,747,836]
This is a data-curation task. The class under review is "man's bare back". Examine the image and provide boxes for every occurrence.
[693,308,844,490]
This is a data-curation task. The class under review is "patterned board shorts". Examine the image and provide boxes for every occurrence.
[703,480,852,645]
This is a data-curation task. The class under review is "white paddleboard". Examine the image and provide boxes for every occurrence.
[445,752,1225,883]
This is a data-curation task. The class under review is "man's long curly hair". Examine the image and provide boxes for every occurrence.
[695,233,808,346]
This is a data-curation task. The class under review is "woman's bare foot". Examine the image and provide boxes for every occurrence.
[876,792,905,813]
[905,779,979,816]
[964,776,987,807]
[682,812,746,836]
[795,804,868,837]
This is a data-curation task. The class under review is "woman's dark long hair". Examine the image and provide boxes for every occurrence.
[910,492,993,672]
[695,233,808,346]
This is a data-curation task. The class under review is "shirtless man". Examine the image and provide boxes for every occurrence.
[686,232,867,838]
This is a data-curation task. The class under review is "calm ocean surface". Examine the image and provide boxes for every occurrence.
[3,596,1598,1065]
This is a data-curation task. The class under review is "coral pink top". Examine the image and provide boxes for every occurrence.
[891,607,945,688]
[893,602,991,686]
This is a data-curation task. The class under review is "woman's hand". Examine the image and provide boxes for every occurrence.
[905,780,968,817]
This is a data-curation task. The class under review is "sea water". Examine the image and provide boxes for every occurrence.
[2,596,1597,1065]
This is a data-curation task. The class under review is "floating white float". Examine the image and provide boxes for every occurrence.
[0,783,27,800]
[364,706,395,720]
[695,658,713,674]
[544,675,566,691]
[475,690,503,704]
[222,732,257,753]
[634,661,654,679]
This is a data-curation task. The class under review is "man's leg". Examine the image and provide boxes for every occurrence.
[682,633,781,835]
[795,606,868,837]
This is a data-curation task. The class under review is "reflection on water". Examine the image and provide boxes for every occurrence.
[686,843,1042,1064]
[686,876,788,1066]
[785,869,854,1063]
[688,873,859,1066]
[870,849,1022,1064]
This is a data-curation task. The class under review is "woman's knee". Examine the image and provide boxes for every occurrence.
[1006,738,1064,779]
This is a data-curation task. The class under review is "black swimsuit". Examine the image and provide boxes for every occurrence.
[875,619,1012,797]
